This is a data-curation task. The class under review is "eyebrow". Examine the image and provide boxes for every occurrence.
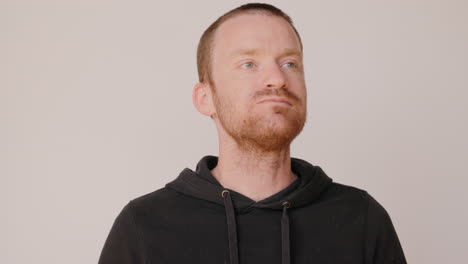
[230,48,302,58]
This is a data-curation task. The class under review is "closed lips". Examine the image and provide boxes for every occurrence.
[257,98,292,106]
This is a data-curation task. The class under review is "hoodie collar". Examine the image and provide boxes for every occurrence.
[166,155,333,213]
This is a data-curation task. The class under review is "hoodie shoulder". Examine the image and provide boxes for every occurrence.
[364,193,407,263]
[129,186,184,210]
[321,182,407,263]
[319,181,369,202]
[98,187,189,264]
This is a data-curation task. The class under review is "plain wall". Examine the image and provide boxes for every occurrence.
[3,0,467,263]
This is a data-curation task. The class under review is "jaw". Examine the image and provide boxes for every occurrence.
[215,112,305,155]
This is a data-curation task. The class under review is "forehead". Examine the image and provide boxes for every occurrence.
[212,13,302,59]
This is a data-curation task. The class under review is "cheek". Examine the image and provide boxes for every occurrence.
[213,88,243,112]
[287,75,306,95]
[215,79,254,104]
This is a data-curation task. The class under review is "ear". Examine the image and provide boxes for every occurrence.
[192,82,216,117]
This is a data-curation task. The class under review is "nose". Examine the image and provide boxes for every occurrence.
[263,63,287,89]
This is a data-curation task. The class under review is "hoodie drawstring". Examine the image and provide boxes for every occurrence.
[222,190,291,264]
[281,201,291,264]
[222,190,239,264]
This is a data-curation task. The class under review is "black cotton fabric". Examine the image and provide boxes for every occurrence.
[98,155,407,264]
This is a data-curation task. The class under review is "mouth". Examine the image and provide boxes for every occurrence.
[257,98,292,106]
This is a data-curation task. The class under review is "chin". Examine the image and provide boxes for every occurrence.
[260,114,303,130]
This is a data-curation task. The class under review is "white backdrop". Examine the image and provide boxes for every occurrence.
[3,0,467,263]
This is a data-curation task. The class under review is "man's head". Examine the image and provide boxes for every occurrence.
[196,3,303,86]
[193,3,307,153]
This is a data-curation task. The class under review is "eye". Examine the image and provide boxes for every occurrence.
[241,62,255,69]
[282,61,297,68]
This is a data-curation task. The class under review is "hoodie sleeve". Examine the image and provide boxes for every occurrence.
[364,193,407,264]
[98,201,144,264]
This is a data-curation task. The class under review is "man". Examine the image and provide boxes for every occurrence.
[98,3,407,264]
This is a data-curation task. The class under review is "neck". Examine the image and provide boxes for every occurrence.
[211,141,297,202]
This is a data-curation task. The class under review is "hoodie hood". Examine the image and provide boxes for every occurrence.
[166,155,333,264]
[166,155,333,211]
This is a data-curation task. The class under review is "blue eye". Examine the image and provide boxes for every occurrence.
[242,62,255,69]
[283,62,297,68]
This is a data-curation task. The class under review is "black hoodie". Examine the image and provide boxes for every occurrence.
[98,155,407,264]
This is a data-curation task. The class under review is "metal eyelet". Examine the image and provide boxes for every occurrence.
[221,190,229,198]
[282,201,291,208]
